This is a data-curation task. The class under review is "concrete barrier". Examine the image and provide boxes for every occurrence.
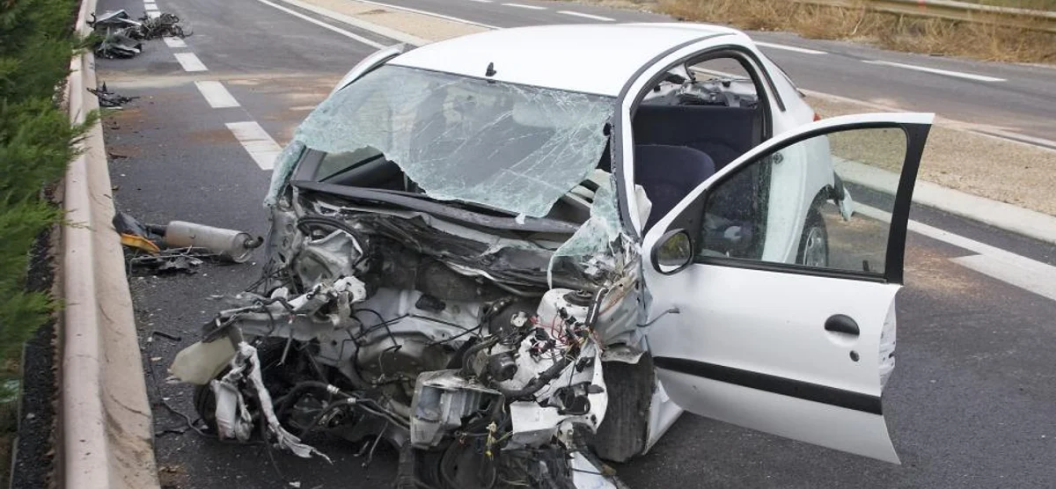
[60,0,161,487]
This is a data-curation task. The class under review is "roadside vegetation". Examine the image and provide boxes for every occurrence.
[656,0,1056,63]
[0,0,90,480]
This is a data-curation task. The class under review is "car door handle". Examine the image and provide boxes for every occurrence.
[824,314,860,336]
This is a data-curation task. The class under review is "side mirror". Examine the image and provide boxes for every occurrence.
[650,228,693,275]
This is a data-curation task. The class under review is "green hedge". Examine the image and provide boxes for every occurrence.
[0,0,87,366]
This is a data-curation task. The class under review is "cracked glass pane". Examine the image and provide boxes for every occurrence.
[265,140,306,206]
[548,178,625,283]
[286,65,614,217]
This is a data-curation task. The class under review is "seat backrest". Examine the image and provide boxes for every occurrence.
[633,105,759,169]
[635,144,715,231]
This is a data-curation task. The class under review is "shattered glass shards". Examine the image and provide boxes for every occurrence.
[287,65,614,218]
[548,177,626,286]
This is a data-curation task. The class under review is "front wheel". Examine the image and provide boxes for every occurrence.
[797,207,828,268]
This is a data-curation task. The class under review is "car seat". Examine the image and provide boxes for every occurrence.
[634,144,716,231]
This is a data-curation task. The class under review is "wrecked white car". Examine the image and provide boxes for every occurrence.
[171,24,932,488]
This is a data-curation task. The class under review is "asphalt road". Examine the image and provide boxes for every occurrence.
[95,0,1056,487]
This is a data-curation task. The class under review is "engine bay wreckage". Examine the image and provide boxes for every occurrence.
[170,64,655,488]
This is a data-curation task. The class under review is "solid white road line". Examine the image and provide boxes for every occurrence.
[754,42,827,55]
[354,0,499,29]
[261,0,418,47]
[503,3,546,10]
[467,0,492,2]
[173,52,207,72]
[855,205,1056,302]
[194,81,240,108]
[162,36,187,48]
[226,122,283,170]
[558,10,614,21]
[862,60,1006,82]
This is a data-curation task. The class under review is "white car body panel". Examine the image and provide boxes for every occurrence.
[389,24,740,96]
[640,112,932,463]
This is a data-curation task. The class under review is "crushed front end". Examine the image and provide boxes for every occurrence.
[170,63,645,488]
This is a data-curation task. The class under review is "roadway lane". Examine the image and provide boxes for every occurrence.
[95,0,1056,487]
[364,0,1056,144]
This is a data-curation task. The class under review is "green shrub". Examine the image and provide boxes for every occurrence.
[0,0,84,369]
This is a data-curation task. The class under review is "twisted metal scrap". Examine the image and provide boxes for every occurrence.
[136,13,190,39]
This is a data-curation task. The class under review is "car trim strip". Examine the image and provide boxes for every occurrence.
[653,356,884,415]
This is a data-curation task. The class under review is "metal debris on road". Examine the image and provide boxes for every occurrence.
[88,82,139,108]
[89,9,190,59]
[113,211,263,264]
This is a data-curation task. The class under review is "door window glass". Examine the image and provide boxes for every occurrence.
[698,127,908,276]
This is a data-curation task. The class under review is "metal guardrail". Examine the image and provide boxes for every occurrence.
[797,0,1056,33]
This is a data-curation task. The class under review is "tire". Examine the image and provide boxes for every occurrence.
[797,206,829,268]
[592,352,655,463]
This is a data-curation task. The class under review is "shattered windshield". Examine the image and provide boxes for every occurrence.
[288,65,614,218]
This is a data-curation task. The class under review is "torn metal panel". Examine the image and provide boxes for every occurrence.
[290,65,613,217]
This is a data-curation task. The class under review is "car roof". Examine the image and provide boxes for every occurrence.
[387,23,750,96]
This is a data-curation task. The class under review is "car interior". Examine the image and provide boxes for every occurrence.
[630,54,771,232]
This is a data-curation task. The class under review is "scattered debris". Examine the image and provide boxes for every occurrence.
[89,9,190,59]
[130,254,204,275]
[88,83,139,108]
[113,211,263,264]
[138,13,189,39]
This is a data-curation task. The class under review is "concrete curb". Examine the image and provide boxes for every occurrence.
[60,0,161,487]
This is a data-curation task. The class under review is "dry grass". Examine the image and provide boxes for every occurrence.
[657,0,1056,63]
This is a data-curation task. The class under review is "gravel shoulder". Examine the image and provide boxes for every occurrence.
[808,93,1056,216]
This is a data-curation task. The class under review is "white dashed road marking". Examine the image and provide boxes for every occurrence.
[162,36,187,48]
[194,81,241,108]
[503,3,546,10]
[146,4,159,11]
[862,60,1006,82]
[226,122,283,170]
[173,52,207,72]
[754,42,827,55]
[147,11,161,18]
[557,10,614,21]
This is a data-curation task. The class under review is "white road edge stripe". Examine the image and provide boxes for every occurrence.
[194,81,240,108]
[162,36,186,48]
[855,204,1056,302]
[503,3,546,10]
[754,42,827,55]
[558,10,614,21]
[226,122,283,171]
[173,52,207,72]
[263,0,424,47]
[862,60,1006,82]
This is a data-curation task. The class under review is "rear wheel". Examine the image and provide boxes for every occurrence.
[797,206,828,268]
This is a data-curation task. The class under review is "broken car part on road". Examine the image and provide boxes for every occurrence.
[90,10,189,59]
[169,24,934,489]
[114,211,263,265]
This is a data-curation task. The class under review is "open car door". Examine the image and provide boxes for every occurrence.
[640,113,932,463]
